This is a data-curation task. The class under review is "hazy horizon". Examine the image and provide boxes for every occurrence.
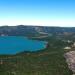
[0,0,74,27]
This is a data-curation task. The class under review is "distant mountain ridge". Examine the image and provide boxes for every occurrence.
[0,25,75,36]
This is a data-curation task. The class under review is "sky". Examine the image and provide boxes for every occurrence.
[0,0,75,27]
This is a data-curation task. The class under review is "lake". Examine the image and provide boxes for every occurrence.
[0,36,47,54]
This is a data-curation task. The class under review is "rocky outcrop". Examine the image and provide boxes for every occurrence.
[64,51,75,74]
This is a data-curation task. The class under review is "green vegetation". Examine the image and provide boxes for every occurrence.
[0,37,73,75]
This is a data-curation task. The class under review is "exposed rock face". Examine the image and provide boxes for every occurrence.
[64,47,71,50]
[64,51,75,74]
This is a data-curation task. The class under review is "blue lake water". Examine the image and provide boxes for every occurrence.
[0,36,47,54]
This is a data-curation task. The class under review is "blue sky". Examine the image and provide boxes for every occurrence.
[0,0,75,27]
